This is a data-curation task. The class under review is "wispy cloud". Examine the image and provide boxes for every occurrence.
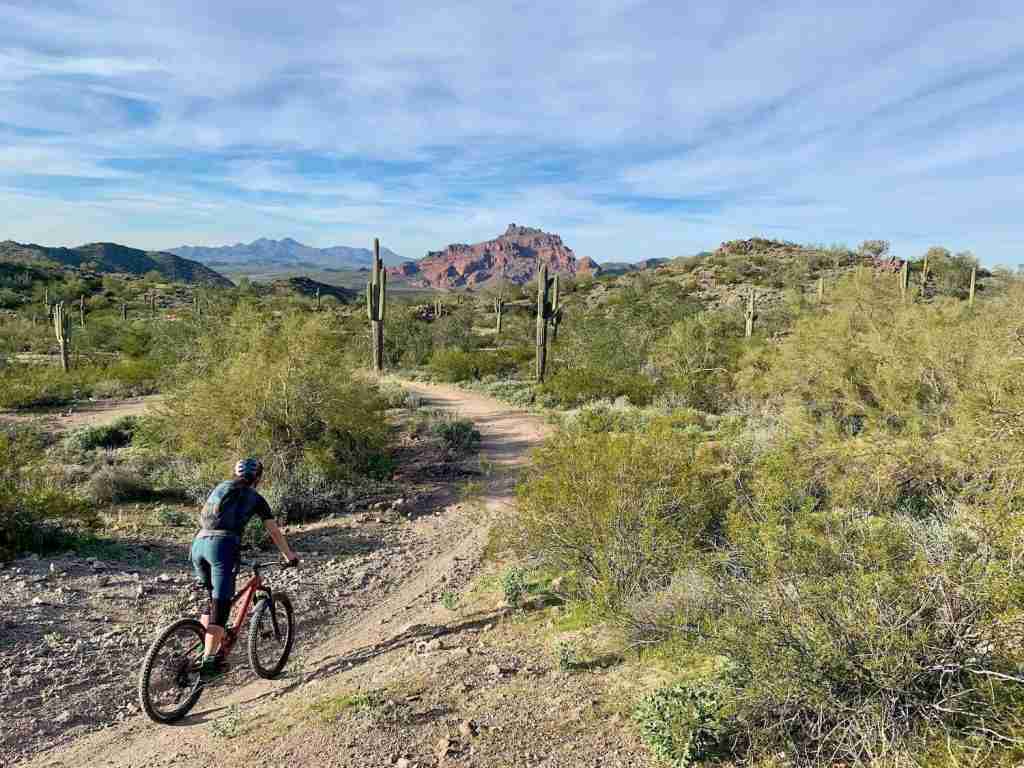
[0,0,1022,263]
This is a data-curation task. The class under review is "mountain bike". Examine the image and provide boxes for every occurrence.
[138,559,296,723]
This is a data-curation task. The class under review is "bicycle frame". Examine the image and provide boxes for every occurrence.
[216,561,281,657]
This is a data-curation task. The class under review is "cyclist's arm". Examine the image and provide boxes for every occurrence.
[264,518,298,563]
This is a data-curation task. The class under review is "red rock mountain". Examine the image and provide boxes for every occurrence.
[390,224,601,289]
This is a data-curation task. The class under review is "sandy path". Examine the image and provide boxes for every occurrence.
[23,381,550,768]
[1,396,162,435]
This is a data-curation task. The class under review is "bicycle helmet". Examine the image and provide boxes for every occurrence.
[234,457,264,482]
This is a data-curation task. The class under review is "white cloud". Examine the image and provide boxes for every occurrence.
[0,0,1021,263]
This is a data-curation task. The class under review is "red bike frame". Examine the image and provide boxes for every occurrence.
[215,561,284,656]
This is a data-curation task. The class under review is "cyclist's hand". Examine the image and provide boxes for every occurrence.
[285,556,299,569]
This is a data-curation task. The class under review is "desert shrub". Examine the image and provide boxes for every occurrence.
[501,566,527,607]
[922,246,981,298]
[432,309,478,352]
[156,505,191,527]
[428,349,518,383]
[634,680,733,767]
[649,311,746,412]
[85,465,154,504]
[542,366,658,408]
[152,306,391,519]
[0,357,161,409]
[63,416,138,452]
[384,312,434,368]
[0,425,97,558]
[431,417,481,456]
[516,425,732,610]
[563,399,648,433]
[696,497,1024,764]
[0,363,87,408]
[377,381,419,410]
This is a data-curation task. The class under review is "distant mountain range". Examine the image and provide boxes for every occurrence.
[169,238,405,270]
[390,224,601,289]
[0,240,231,286]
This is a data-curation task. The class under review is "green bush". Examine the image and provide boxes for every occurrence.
[85,465,154,504]
[563,399,648,433]
[428,349,518,383]
[431,417,481,455]
[634,680,732,767]
[63,416,138,452]
[520,278,1024,764]
[501,566,527,607]
[0,358,161,409]
[153,307,391,521]
[541,366,658,408]
[516,425,731,610]
[649,311,746,412]
[0,425,97,558]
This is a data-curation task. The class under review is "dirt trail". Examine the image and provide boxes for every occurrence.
[23,382,552,768]
[1,396,162,435]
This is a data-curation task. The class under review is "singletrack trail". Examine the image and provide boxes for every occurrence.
[24,381,551,768]
[1,395,162,436]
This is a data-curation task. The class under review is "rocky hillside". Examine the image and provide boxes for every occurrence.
[269,275,357,303]
[170,237,405,269]
[390,224,601,289]
[0,240,232,286]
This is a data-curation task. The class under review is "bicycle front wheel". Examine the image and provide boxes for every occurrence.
[138,618,205,723]
[247,592,294,679]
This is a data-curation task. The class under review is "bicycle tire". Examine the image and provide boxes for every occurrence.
[247,592,294,679]
[138,618,206,723]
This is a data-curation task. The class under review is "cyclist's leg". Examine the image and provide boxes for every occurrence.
[203,536,239,659]
[192,537,227,659]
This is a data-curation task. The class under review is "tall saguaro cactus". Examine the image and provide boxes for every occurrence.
[367,238,387,374]
[969,266,977,307]
[494,296,504,337]
[315,287,322,311]
[79,295,86,326]
[53,301,71,372]
[121,302,128,321]
[745,289,756,338]
[535,265,561,381]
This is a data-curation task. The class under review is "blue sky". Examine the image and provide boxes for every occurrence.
[1,1,1022,265]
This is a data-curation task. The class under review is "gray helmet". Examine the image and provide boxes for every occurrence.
[234,457,263,482]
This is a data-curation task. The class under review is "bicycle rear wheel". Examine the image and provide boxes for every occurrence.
[247,592,294,679]
[138,618,205,723]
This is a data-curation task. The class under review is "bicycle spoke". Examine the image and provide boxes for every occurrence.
[148,629,202,714]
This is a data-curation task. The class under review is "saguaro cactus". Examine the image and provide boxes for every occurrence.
[817,276,825,303]
[550,274,563,342]
[53,301,71,372]
[315,287,322,311]
[745,289,756,338]
[367,238,387,374]
[79,295,86,326]
[121,302,128,321]
[899,261,910,302]
[535,265,561,381]
[969,266,977,307]
[150,292,157,317]
[494,296,504,337]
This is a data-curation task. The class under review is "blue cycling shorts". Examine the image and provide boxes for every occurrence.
[190,534,240,601]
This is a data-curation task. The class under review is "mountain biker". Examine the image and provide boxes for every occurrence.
[191,458,298,682]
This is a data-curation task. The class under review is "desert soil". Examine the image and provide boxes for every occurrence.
[8,381,655,768]
[1,396,161,434]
